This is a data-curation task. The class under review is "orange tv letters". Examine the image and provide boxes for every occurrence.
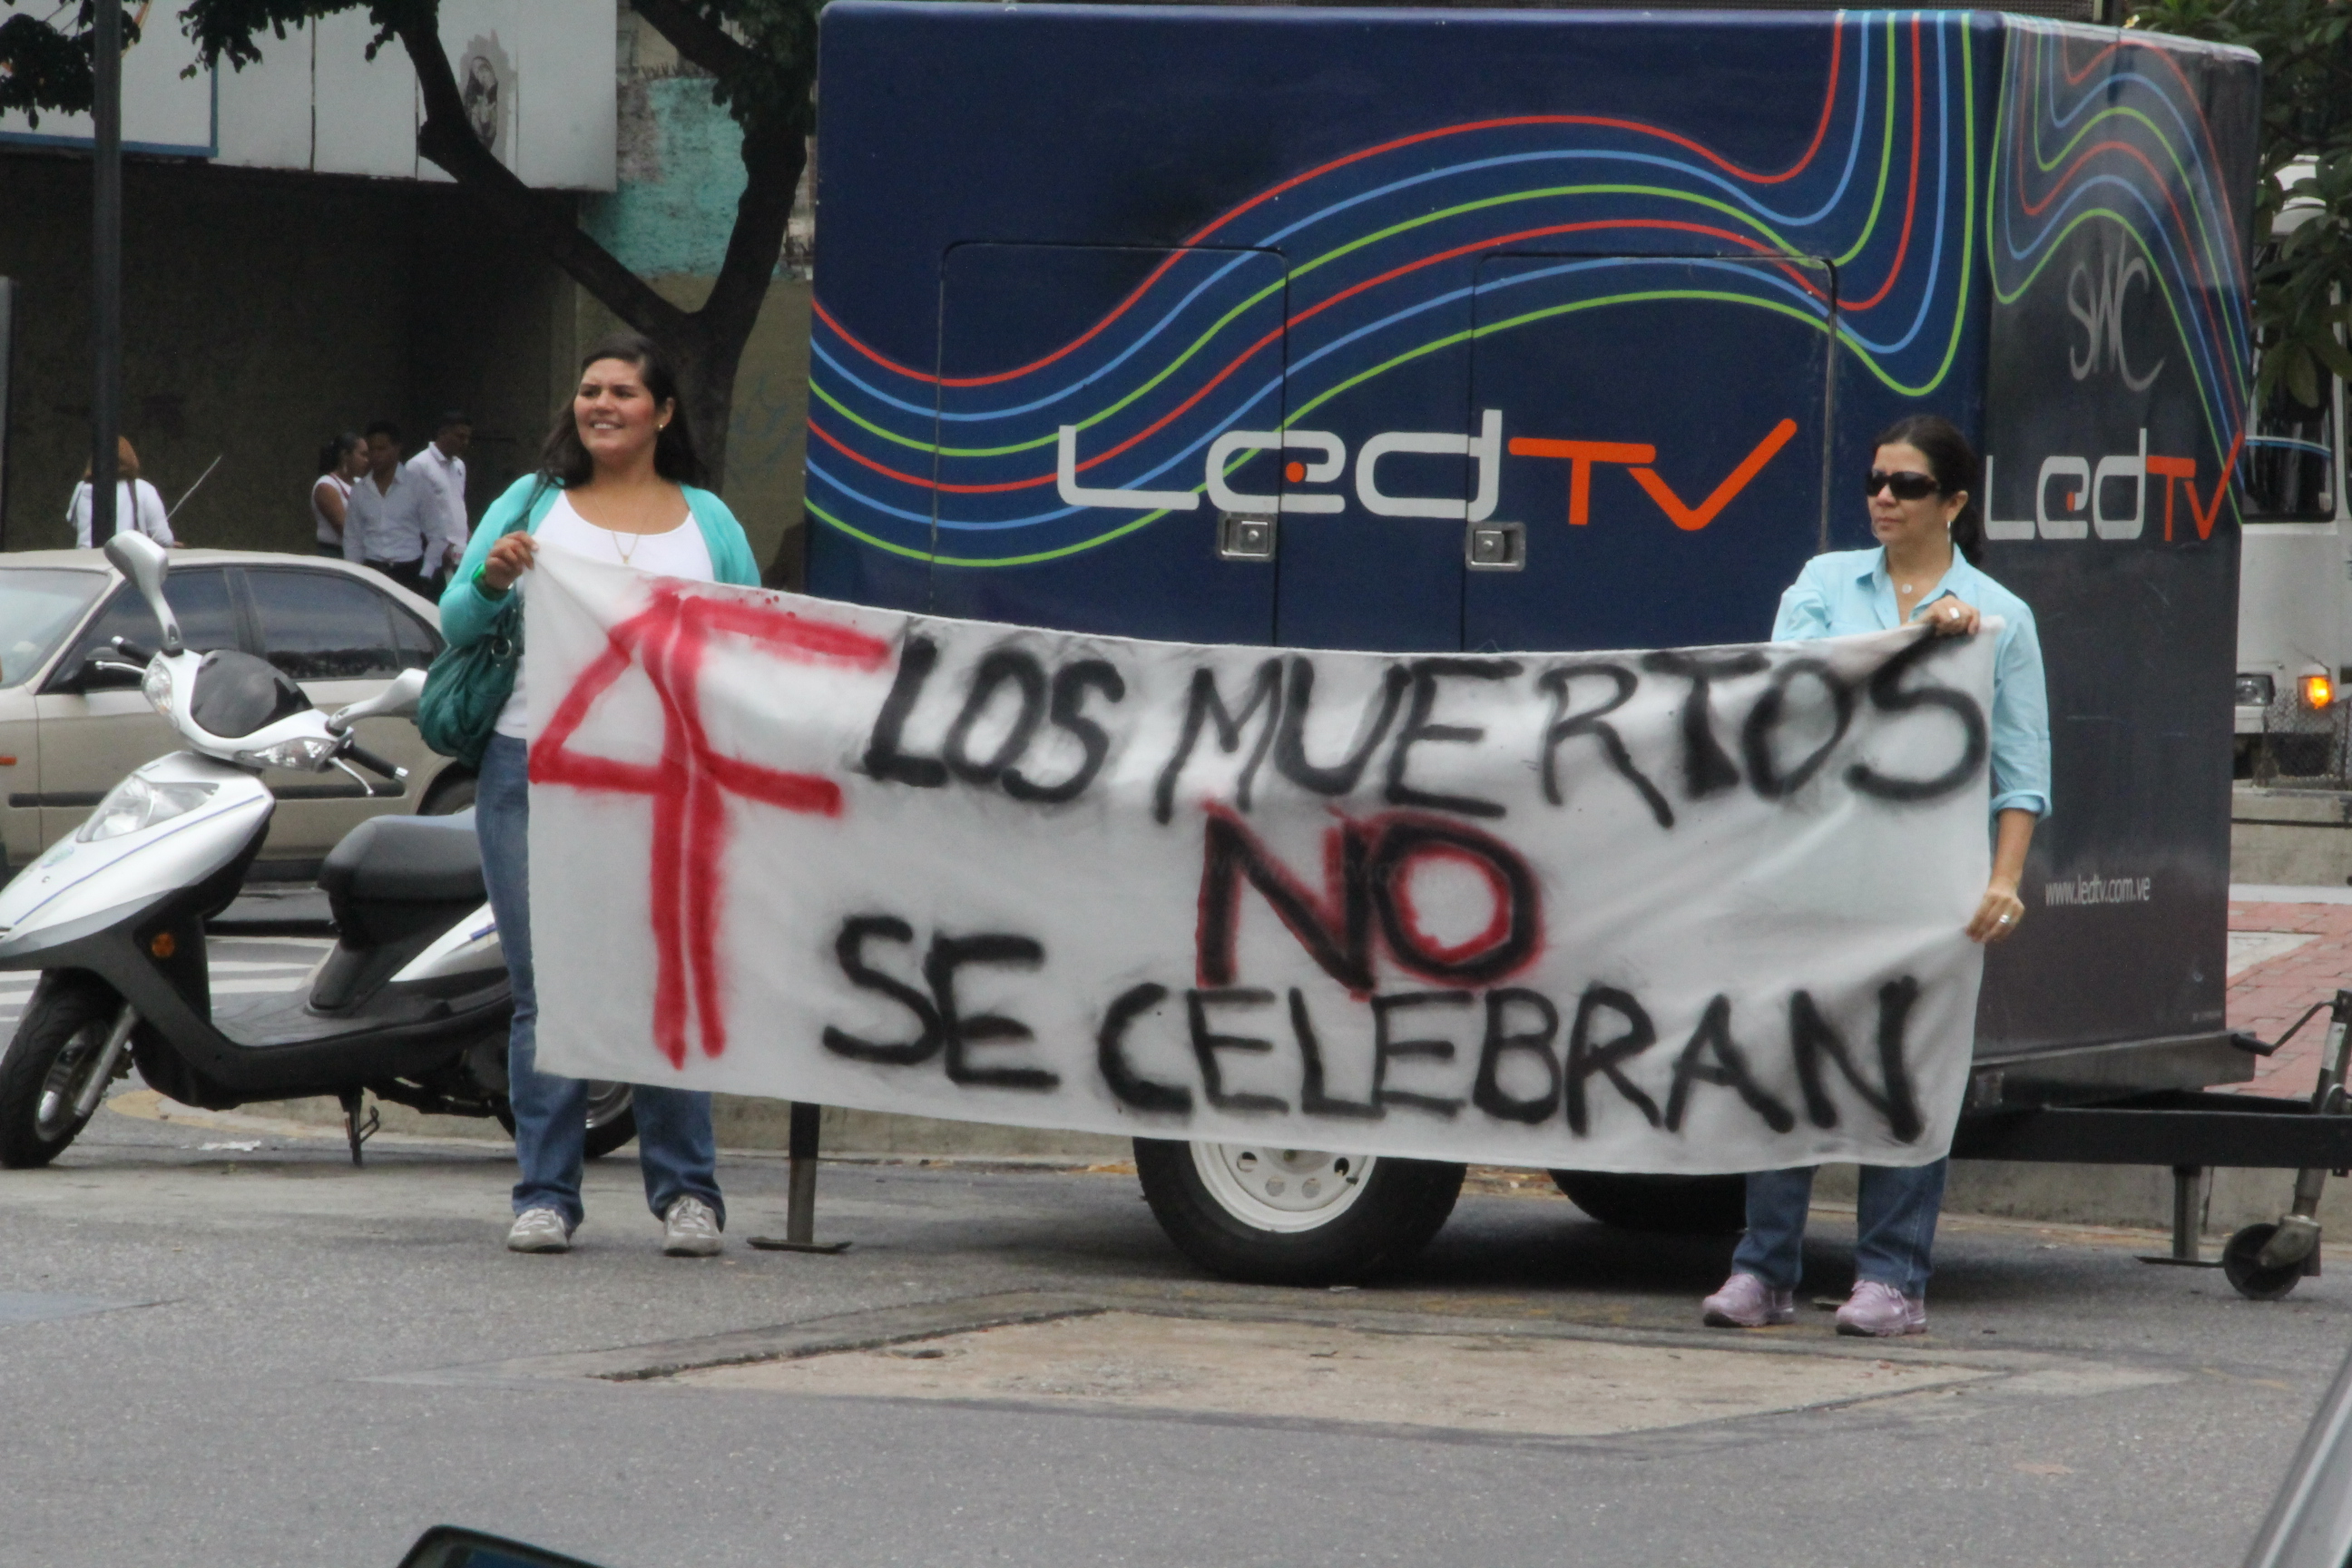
[1508,419,1799,532]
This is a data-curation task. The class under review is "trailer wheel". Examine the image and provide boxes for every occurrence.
[1549,1170,1747,1235]
[1133,1138,1463,1286]
[2223,1223,2306,1301]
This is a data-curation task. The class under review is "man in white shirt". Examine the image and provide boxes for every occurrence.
[406,410,473,589]
[346,421,435,597]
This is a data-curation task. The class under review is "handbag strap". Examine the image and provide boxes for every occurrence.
[483,474,554,656]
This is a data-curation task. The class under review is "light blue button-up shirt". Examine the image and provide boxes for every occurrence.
[1773,548,2052,818]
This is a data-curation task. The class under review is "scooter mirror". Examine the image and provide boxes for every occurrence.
[103,533,183,655]
[328,666,428,732]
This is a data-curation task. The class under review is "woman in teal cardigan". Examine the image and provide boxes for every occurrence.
[442,331,760,1259]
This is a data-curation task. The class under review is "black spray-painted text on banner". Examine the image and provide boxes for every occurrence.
[524,553,1998,1173]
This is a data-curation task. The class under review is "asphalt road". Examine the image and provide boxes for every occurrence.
[1,943,2349,1568]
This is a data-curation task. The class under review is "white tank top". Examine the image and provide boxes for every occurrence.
[312,474,353,547]
[493,494,716,740]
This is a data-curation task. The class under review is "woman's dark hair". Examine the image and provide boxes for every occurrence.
[1873,414,1984,565]
[539,331,705,488]
[318,431,362,477]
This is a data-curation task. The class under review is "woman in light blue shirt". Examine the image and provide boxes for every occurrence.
[1702,414,2051,1339]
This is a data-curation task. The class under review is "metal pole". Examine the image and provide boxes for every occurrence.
[2171,1165,2202,1263]
[787,1099,821,1240]
[746,1102,851,1253]
[91,0,122,546]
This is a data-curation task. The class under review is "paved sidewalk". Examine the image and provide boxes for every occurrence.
[2228,895,2352,1096]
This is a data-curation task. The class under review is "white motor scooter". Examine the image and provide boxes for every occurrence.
[0,534,632,1165]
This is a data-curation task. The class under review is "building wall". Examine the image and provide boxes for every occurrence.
[0,150,568,554]
[0,3,812,577]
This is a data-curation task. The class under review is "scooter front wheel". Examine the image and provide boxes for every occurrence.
[0,975,124,1169]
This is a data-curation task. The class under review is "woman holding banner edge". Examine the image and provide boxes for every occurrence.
[1701,415,2051,1338]
[439,332,762,1258]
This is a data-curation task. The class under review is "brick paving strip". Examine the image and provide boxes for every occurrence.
[2226,897,2352,1097]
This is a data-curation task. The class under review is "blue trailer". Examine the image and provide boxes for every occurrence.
[799,3,2348,1290]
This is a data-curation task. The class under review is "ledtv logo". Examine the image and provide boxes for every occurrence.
[1983,427,2243,544]
[1056,415,1799,531]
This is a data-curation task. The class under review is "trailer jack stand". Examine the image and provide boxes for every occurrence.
[2220,992,2352,1300]
[749,1102,851,1254]
[2139,1166,2221,1268]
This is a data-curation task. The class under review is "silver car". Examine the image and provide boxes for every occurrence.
[0,549,469,879]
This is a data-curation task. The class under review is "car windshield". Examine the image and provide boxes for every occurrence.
[0,568,107,689]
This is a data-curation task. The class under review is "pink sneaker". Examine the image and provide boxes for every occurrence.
[1702,1272,1796,1328]
[1835,1280,1926,1337]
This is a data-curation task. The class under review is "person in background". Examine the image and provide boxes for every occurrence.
[407,409,474,589]
[69,436,174,549]
[1700,414,2050,1339]
[440,332,757,1259]
[345,420,434,595]
[312,433,367,558]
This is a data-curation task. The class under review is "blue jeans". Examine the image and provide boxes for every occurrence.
[1730,1159,1947,1297]
[476,734,724,1230]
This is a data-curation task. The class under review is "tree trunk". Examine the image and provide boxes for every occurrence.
[394,14,808,495]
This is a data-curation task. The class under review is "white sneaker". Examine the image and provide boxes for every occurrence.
[506,1207,573,1253]
[662,1196,723,1257]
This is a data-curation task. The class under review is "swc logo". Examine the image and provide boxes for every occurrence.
[1057,413,1798,530]
[2068,252,2164,392]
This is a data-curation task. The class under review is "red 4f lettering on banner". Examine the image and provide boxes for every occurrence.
[532,585,891,1067]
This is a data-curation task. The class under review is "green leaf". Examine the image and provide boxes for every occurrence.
[2288,346,2324,407]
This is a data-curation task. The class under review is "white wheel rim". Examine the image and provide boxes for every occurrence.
[1190,1142,1376,1232]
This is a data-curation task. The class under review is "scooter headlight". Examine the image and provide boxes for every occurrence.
[142,657,173,717]
[75,776,218,842]
[232,735,342,772]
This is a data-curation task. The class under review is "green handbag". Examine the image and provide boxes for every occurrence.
[416,593,522,769]
[416,477,545,769]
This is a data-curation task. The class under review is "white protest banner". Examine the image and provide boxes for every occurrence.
[524,549,1994,1172]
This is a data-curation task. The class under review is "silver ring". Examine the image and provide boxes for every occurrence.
[1998,914,2013,924]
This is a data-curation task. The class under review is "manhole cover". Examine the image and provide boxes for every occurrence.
[666,1311,1986,1436]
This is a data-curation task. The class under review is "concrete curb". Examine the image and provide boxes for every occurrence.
[106,1087,2352,1245]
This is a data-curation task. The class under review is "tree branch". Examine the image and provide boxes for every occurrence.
[697,110,802,349]
[628,0,761,83]
[391,13,695,348]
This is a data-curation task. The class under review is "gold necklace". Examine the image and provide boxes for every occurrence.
[603,526,643,568]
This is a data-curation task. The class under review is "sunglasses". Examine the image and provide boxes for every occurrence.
[1865,469,1944,500]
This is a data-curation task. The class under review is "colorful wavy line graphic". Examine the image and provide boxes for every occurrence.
[810,13,1982,568]
[1987,17,2253,524]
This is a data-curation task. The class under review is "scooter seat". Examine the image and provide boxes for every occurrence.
[318,811,485,912]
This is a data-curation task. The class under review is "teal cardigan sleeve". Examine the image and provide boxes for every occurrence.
[436,477,760,647]
[437,474,555,648]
